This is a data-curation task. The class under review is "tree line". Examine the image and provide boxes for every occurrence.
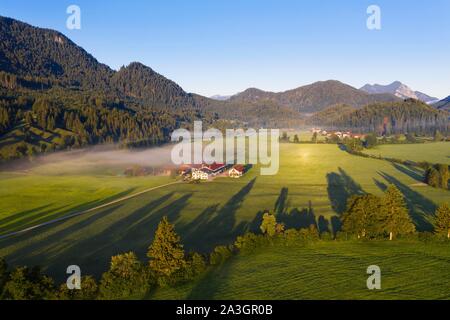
[0,87,219,161]
[308,99,450,135]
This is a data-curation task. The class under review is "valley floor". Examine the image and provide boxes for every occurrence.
[0,142,448,284]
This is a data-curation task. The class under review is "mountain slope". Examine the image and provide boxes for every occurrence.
[433,96,450,112]
[315,99,449,134]
[0,16,113,89]
[111,62,197,109]
[360,81,439,104]
[0,16,203,111]
[307,104,357,127]
[415,91,440,104]
[231,80,399,113]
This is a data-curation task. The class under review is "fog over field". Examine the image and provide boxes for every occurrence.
[1,144,177,175]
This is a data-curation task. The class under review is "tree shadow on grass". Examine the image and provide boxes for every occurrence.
[272,188,340,235]
[0,204,55,231]
[277,200,316,230]
[377,171,435,232]
[326,167,365,215]
[373,178,388,192]
[179,178,257,253]
[40,192,191,280]
[391,163,424,182]
[186,257,236,300]
[0,187,138,236]
[274,187,288,215]
[0,188,159,280]
[318,215,330,233]
[330,216,341,236]
[0,202,126,272]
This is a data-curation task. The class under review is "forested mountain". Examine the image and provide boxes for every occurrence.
[111,62,199,109]
[312,99,449,134]
[189,93,302,128]
[307,104,357,127]
[0,15,448,162]
[0,16,113,90]
[0,15,302,161]
[433,96,450,112]
[0,16,216,161]
[230,80,400,113]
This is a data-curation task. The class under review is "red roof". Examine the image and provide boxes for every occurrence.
[204,163,225,171]
[233,165,245,173]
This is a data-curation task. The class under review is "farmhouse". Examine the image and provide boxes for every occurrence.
[191,168,209,180]
[202,162,227,176]
[181,162,227,181]
[228,165,245,178]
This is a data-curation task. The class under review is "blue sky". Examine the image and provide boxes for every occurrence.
[1,0,449,98]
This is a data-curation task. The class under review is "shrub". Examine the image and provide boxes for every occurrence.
[1,266,56,300]
[0,257,7,294]
[58,275,98,300]
[183,253,207,280]
[320,231,333,241]
[210,245,233,265]
[234,233,268,252]
[99,252,150,300]
[283,229,305,245]
[260,212,277,237]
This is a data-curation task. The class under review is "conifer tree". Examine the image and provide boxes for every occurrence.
[425,167,440,188]
[147,217,186,277]
[342,194,383,238]
[435,203,450,239]
[436,164,449,190]
[382,185,415,240]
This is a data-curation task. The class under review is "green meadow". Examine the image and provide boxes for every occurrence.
[363,142,450,165]
[151,240,450,300]
[0,142,449,285]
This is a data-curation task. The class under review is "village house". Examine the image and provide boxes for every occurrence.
[202,163,227,176]
[180,163,227,181]
[191,168,209,180]
[228,165,245,178]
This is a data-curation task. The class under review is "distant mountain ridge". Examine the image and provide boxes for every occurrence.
[308,99,449,134]
[230,80,400,113]
[210,94,231,101]
[360,81,439,104]
[0,14,448,146]
[433,96,450,112]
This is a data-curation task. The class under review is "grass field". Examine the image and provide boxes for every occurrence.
[363,142,450,165]
[0,173,172,235]
[150,240,450,300]
[0,142,449,283]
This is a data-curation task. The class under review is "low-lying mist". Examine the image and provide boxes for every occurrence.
[1,144,176,176]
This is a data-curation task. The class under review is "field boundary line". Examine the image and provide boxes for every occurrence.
[0,180,182,240]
